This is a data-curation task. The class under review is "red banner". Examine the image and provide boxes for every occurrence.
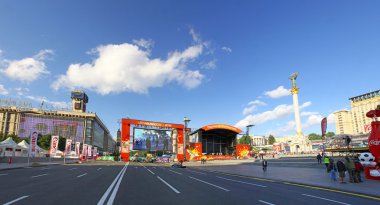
[75,142,80,156]
[30,132,38,155]
[321,117,327,137]
[65,139,72,155]
[236,144,250,158]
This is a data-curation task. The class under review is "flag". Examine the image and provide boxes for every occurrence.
[65,139,72,156]
[93,147,97,157]
[87,145,92,157]
[75,142,80,156]
[321,117,327,138]
[30,132,39,156]
[50,136,59,155]
[82,144,88,157]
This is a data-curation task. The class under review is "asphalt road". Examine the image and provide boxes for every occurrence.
[0,161,379,205]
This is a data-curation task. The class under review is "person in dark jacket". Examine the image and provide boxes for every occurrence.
[317,153,322,164]
[336,158,347,183]
[262,159,268,172]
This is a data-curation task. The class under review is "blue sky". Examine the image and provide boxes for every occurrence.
[1,1,379,138]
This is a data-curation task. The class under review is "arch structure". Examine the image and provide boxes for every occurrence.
[188,124,243,160]
[121,119,184,162]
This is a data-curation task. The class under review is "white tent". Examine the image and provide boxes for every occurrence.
[17,140,47,157]
[17,140,30,157]
[0,137,24,157]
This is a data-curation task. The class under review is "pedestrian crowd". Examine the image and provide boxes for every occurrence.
[317,153,363,184]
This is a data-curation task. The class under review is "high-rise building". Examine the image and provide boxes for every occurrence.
[334,90,380,135]
[0,91,115,155]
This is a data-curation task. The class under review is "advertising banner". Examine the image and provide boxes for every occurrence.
[65,139,72,156]
[82,144,88,157]
[321,117,327,138]
[75,142,80,156]
[93,147,97,157]
[87,145,92,157]
[236,144,250,159]
[186,143,202,161]
[30,132,38,155]
[50,136,59,155]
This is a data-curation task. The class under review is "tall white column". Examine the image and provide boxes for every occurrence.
[291,88,303,136]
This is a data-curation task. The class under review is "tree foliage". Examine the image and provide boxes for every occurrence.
[268,135,276,145]
[239,135,251,145]
[308,133,322,140]
[325,132,335,138]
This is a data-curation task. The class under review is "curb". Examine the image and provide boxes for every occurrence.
[191,167,380,201]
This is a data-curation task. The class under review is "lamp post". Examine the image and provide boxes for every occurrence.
[246,124,254,147]
[183,117,191,161]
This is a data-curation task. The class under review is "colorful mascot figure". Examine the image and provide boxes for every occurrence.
[364,108,380,179]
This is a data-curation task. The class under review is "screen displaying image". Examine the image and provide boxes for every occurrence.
[133,128,172,151]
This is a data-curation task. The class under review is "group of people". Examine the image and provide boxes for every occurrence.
[318,153,363,183]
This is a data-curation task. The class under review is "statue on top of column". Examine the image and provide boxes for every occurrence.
[289,72,298,88]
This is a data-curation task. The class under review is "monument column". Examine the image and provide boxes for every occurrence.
[289,72,303,136]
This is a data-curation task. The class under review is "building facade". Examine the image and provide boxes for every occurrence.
[334,90,380,135]
[0,91,115,155]
[251,135,267,146]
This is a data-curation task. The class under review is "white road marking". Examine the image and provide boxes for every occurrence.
[216,176,267,187]
[139,163,155,175]
[106,164,128,205]
[188,176,230,191]
[31,173,49,178]
[3,195,29,205]
[97,163,128,205]
[186,169,206,175]
[302,194,351,205]
[258,200,276,205]
[69,168,77,170]
[157,176,180,194]
[97,168,102,171]
[169,170,183,175]
[0,173,9,176]
[77,173,88,178]
[40,167,51,170]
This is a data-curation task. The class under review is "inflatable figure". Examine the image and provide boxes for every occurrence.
[365,108,380,179]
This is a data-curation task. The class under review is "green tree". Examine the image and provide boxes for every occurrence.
[268,135,276,145]
[308,133,322,140]
[326,132,335,138]
[58,136,67,151]
[37,134,52,150]
[239,135,251,145]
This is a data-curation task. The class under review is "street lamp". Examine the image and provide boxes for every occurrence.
[183,117,191,161]
[246,124,254,147]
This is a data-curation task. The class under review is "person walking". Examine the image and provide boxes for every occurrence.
[336,158,347,183]
[317,153,322,164]
[262,159,268,172]
[354,157,363,183]
[324,156,330,171]
[345,156,357,183]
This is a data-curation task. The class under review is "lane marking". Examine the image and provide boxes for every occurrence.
[258,200,276,205]
[97,168,102,171]
[216,176,267,187]
[31,173,48,178]
[97,163,128,205]
[302,194,351,205]
[283,182,380,201]
[139,163,155,175]
[188,176,230,192]
[0,173,9,176]
[157,176,180,194]
[3,195,30,205]
[199,169,275,182]
[106,164,128,205]
[69,168,77,170]
[77,173,88,178]
[169,170,183,175]
[186,169,206,175]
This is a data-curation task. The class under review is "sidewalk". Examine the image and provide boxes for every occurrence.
[185,160,380,197]
[0,159,78,171]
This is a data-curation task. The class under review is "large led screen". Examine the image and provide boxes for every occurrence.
[18,115,84,143]
[133,128,172,151]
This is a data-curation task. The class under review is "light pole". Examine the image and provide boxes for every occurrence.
[246,124,254,147]
[183,117,190,161]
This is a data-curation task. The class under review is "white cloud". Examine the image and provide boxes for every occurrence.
[221,46,232,53]
[132,39,154,52]
[301,111,319,116]
[264,86,290,99]
[202,59,216,69]
[0,49,52,83]
[266,121,295,136]
[235,101,312,128]
[242,100,266,115]
[52,37,206,95]
[14,87,30,96]
[189,28,201,43]
[26,95,71,109]
[0,84,9,95]
[327,113,335,125]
